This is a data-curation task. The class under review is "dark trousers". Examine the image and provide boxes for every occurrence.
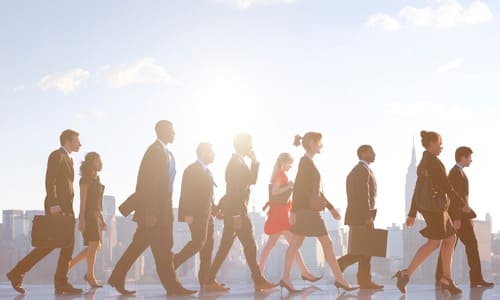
[174,216,214,285]
[108,220,182,291]
[206,214,264,284]
[10,242,74,288]
[338,225,372,283]
[436,218,483,282]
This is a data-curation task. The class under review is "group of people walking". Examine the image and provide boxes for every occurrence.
[4,121,493,296]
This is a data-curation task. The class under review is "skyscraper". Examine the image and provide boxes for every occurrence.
[405,141,417,217]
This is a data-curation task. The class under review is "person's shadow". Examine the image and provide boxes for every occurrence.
[469,286,494,300]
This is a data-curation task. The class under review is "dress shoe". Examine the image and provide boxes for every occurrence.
[254,279,278,291]
[108,279,136,295]
[392,269,409,294]
[54,284,83,295]
[84,274,103,288]
[359,281,384,290]
[167,286,197,296]
[203,282,230,292]
[6,272,25,294]
[301,274,322,283]
[279,280,301,293]
[439,277,462,295]
[471,280,494,288]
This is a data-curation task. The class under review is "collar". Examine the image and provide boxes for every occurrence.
[61,146,72,156]
[197,159,209,172]
[455,163,464,170]
[359,160,370,167]
[233,152,245,161]
[157,138,168,150]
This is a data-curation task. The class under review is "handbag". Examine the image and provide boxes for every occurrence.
[347,226,388,257]
[31,215,75,248]
[415,168,448,213]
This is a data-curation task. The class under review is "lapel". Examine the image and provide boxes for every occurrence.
[60,148,74,180]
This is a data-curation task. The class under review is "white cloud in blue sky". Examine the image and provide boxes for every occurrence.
[37,68,90,94]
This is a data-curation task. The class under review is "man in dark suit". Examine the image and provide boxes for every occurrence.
[435,146,493,288]
[204,133,276,292]
[6,129,83,295]
[108,120,196,296]
[174,142,217,287]
[337,145,383,290]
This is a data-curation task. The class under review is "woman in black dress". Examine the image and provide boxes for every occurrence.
[69,152,106,288]
[279,132,357,293]
[394,131,469,295]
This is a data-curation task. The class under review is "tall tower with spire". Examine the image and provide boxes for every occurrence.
[405,140,417,216]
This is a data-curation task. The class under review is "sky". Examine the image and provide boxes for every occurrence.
[1,0,500,231]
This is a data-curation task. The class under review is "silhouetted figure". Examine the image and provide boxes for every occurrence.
[6,129,83,295]
[394,130,469,295]
[174,143,217,287]
[204,133,277,292]
[435,146,493,288]
[68,152,106,288]
[337,145,383,290]
[108,120,196,296]
[279,132,357,294]
[259,152,319,282]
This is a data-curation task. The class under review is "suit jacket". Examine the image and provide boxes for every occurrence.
[291,156,333,212]
[178,161,215,221]
[448,165,469,220]
[344,162,377,226]
[132,141,174,223]
[44,148,75,216]
[219,154,259,217]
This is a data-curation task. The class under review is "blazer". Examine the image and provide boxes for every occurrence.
[448,165,469,220]
[132,141,174,223]
[219,154,259,217]
[178,161,215,221]
[344,162,377,226]
[408,151,464,217]
[44,148,75,216]
[291,156,333,212]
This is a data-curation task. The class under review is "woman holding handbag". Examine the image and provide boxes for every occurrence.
[393,130,469,295]
[279,132,357,293]
[259,152,319,282]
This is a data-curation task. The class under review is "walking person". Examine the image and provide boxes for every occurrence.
[279,132,357,293]
[393,130,469,295]
[259,152,320,282]
[68,152,106,288]
[6,129,83,295]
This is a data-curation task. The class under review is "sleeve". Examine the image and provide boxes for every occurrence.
[178,166,195,221]
[427,157,465,208]
[138,147,163,218]
[408,183,419,218]
[447,168,463,220]
[45,151,62,208]
[225,160,246,216]
[352,167,371,221]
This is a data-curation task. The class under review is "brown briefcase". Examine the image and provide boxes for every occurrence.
[347,226,388,257]
[31,215,75,248]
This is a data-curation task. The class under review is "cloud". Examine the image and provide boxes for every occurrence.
[215,0,296,9]
[367,0,493,31]
[38,68,90,94]
[98,57,176,88]
[75,110,108,121]
[436,57,463,73]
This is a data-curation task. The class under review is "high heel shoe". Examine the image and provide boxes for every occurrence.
[84,274,103,288]
[279,280,301,293]
[301,274,322,283]
[392,270,409,294]
[334,281,358,292]
[439,277,462,295]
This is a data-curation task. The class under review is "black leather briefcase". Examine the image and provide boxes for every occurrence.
[31,215,75,248]
[347,226,388,257]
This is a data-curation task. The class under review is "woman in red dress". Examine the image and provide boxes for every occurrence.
[259,153,320,282]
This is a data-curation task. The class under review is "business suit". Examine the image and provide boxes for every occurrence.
[436,165,485,283]
[206,154,265,284]
[109,140,183,292]
[174,161,216,285]
[8,148,76,289]
[338,161,377,285]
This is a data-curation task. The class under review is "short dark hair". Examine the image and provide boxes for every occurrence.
[196,142,213,157]
[293,132,322,151]
[59,129,79,146]
[420,130,441,148]
[455,146,473,162]
[155,120,173,136]
[233,133,252,153]
[357,145,373,159]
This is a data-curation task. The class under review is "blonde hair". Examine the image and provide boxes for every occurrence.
[271,152,293,182]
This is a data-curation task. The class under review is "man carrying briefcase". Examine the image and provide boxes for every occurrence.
[337,145,384,290]
[6,129,82,295]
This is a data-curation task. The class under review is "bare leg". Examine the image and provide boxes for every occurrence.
[86,241,101,283]
[69,247,88,271]
[281,234,305,290]
[407,239,441,277]
[317,235,351,287]
[282,231,314,278]
[440,235,456,281]
[259,233,280,275]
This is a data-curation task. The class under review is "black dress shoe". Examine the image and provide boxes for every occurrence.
[167,287,197,296]
[108,279,136,295]
[6,272,25,294]
[54,284,83,295]
[359,281,384,290]
[471,280,494,288]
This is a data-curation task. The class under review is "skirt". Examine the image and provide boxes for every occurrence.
[419,210,456,240]
[290,209,328,237]
[83,212,103,245]
[264,202,291,235]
